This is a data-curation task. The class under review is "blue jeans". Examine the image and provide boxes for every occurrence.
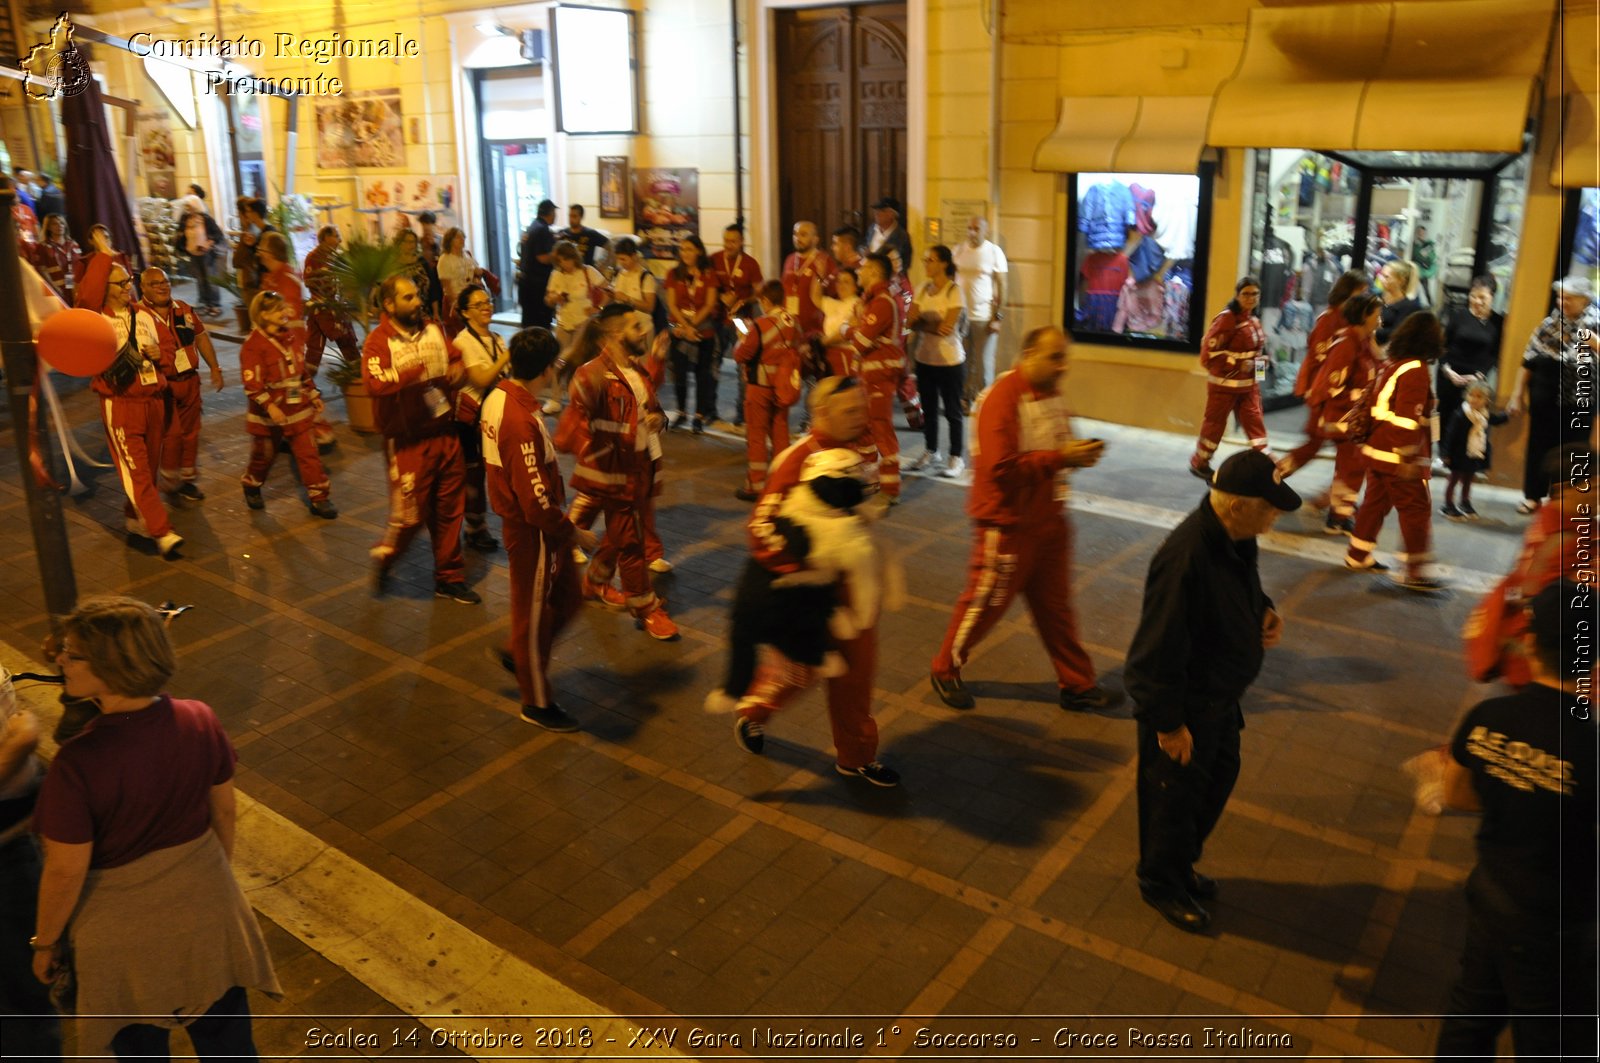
[111,985,260,1062]
[187,251,220,309]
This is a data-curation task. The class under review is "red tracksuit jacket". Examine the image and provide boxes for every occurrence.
[967,369,1075,527]
[1361,357,1434,475]
[1200,308,1265,386]
[845,284,902,397]
[480,380,575,541]
[240,328,319,437]
[362,317,462,445]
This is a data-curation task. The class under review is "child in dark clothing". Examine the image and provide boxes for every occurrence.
[1441,380,1510,519]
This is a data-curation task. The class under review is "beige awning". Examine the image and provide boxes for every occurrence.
[1552,7,1599,187]
[1210,0,1554,152]
[1034,96,1212,174]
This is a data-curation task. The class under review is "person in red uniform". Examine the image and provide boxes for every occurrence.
[258,232,336,448]
[238,291,337,519]
[1280,270,1369,498]
[929,325,1122,713]
[842,253,904,500]
[723,375,898,786]
[1283,293,1383,534]
[565,304,680,640]
[662,235,721,432]
[363,275,478,603]
[302,225,361,373]
[25,213,78,302]
[732,280,805,501]
[481,327,601,733]
[781,221,836,340]
[138,268,225,501]
[1345,312,1445,591]
[76,256,182,558]
[828,227,864,283]
[1189,276,1269,479]
[710,223,764,427]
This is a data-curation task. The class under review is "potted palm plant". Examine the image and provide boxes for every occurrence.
[318,233,406,434]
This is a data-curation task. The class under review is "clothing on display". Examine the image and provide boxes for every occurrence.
[1079,181,1137,251]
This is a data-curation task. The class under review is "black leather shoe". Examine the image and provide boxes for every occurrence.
[930,672,975,710]
[1187,871,1218,900]
[1060,684,1125,712]
[1141,890,1211,934]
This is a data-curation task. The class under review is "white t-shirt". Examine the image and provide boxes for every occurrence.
[912,282,965,366]
[611,266,658,313]
[952,240,1008,323]
[548,265,605,331]
[454,325,504,406]
[437,251,479,311]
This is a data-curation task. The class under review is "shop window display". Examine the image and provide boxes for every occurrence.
[1244,150,1360,407]
[1067,172,1206,349]
[1564,187,1600,289]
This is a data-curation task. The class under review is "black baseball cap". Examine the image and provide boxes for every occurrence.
[870,196,901,213]
[1212,451,1302,512]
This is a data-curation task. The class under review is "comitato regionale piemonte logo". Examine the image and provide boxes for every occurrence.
[21,13,93,101]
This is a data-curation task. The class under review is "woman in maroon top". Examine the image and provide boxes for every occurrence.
[31,597,279,1061]
[25,213,79,302]
[663,235,721,433]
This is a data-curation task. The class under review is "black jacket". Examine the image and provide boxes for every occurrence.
[1125,497,1273,732]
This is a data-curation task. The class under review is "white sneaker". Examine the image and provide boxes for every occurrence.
[648,558,673,573]
[155,532,184,559]
[541,398,562,415]
[943,455,966,478]
[907,450,940,473]
[124,517,150,539]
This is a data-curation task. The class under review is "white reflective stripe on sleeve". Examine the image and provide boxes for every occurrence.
[480,388,507,468]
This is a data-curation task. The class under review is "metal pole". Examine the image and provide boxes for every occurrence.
[0,180,79,624]
[730,0,744,230]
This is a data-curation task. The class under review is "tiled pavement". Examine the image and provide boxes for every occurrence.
[0,308,1535,1059]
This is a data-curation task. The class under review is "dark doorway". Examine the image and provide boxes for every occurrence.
[774,3,907,247]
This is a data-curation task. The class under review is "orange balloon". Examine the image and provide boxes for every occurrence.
[37,308,119,377]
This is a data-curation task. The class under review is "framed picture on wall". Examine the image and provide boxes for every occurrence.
[598,157,629,218]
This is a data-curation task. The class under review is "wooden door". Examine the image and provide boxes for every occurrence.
[775,3,907,247]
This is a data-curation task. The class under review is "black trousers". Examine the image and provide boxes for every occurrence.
[916,362,965,457]
[1436,868,1598,1061]
[671,336,719,420]
[1135,705,1242,896]
[111,985,259,1062]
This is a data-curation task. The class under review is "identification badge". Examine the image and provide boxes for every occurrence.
[137,360,159,387]
[424,386,450,419]
[285,378,302,405]
[785,294,800,317]
[1254,356,1267,383]
[175,347,193,374]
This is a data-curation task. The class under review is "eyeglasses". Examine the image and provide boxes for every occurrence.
[108,279,133,287]
[467,301,493,311]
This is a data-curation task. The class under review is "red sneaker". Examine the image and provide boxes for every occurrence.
[637,605,680,641]
[581,578,628,611]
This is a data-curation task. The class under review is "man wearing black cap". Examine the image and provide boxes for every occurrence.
[1125,450,1300,932]
[866,196,913,279]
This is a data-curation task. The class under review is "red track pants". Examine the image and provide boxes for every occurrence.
[159,373,203,490]
[867,388,900,498]
[1346,467,1434,577]
[737,627,881,770]
[102,394,173,537]
[1192,384,1268,467]
[743,384,791,492]
[503,519,581,708]
[932,517,1098,694]
[375,434,466,582]
[242,426,329,502]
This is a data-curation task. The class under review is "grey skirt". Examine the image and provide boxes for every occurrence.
[71,830,281,1058]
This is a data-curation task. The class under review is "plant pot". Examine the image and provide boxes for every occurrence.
[341,381,379,434]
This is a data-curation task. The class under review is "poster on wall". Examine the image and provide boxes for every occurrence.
[632,167,698,260]
[137,109,177,199]
[358,175,460,238]
[315,89,405,170]
[598,157,629,218]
